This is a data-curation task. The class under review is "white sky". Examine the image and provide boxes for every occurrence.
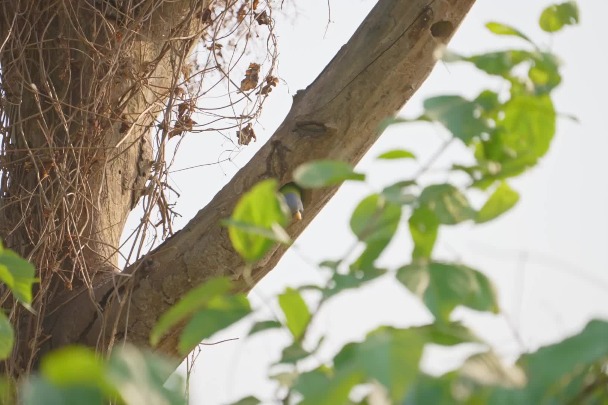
[153,1,608,403]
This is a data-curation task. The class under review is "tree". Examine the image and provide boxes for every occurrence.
[2,0,605,404]
[0,0,474,376]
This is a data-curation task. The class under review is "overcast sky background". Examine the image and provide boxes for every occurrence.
[139,1,608,403]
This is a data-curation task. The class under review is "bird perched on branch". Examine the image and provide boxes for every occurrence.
[279,183,304,221]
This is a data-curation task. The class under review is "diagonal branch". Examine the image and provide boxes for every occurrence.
[43,0,476,359]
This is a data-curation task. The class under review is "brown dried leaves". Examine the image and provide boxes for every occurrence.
[259,75,278,95]
[237,5,247,23]
[236,1,270,25]
[198,7,212,25]
[236,123,256,145]
[240,63,261,91]
[168,99,196,139]
[255,11,271,25]
[240,63,278,95]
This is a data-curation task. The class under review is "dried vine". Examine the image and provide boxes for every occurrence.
[0,0,279,377]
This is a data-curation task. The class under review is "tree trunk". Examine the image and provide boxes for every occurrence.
[0,0,207,375]
[0,0,475,374]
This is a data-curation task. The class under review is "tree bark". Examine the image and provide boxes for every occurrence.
[41,0,476,360]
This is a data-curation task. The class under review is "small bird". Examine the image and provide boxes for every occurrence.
[279,183,304,221]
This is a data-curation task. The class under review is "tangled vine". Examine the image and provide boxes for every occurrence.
[0,0,279,376]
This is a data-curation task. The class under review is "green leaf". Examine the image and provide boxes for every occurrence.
[556,365,608,405]
[248,320,282,336]
[178,294,251,354]
[403,373,455,405]
[485,22,531,42]
[515,319,608,403]
[348,193,401,271]
[32,346,186,405]
[416,322,480,346]
[422,95,487,144]
[397,262,499,322]
[529,51,562,93]
[21,377,105,405]
[473,134,541,183]
[222,219,291,245]
[324,268,386,300]
[226,179,289,263]
[333,327,427,402]
[294,160,365,188]
[409,207,440,259]
[350,194,402,243]
[418,184,476,225]
[319,260,341,271]
[381,180,417,205]
[476,182,520,223]
[107,345,185,405]
[377,149,416,160]
[0,244,38,307]
[500,93,556,159]
[296,366,364,405]
[278,341,312,365]
[466,50,532,77]
[475,90,501,114]
[40,346,108,389]
[150,277,233,346]
[350,240,391,272]
[539,1,579,33]
[278,288,311,340]
[0,312,13,360]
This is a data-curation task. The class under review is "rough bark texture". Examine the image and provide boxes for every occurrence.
[40,0,476,361]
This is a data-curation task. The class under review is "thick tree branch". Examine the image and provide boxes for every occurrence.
[44,0,476,358]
